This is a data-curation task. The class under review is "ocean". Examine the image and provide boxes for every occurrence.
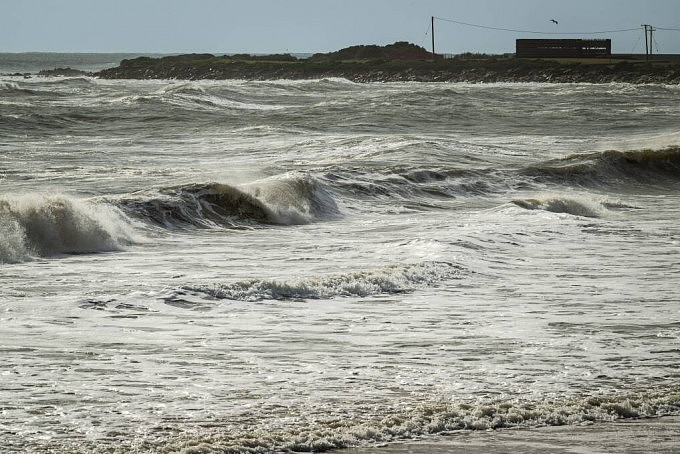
[1,54,679,453]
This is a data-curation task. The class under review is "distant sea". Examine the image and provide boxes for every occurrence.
[0,52,163,74]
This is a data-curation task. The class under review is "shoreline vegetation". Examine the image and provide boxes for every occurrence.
[35,42,680,83]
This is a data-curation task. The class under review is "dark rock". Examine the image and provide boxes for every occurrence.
[37,67,91,77]
[94,42,680,84]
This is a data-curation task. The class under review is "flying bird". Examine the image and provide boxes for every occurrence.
[550,19,559,24]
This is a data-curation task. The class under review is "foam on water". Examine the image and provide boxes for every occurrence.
[12,388,676,453]
[181,261,462,301]
[0,80,36,95]
[159,389,680,454]
[0,80,22,91]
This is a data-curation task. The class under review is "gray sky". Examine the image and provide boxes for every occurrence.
[2,0,680,54]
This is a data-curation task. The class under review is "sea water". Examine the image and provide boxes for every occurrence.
[1,55,680,453]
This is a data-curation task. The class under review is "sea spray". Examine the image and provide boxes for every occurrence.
[240,171,339,224]
[0,194,136,262]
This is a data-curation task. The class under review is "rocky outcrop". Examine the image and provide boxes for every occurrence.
[94,43,680,84]
[37,67,91,77]
[308,41,436,62]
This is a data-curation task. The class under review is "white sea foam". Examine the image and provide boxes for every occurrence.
[0,81,22,91]
[105,389,680,453]
[182,261,462,301]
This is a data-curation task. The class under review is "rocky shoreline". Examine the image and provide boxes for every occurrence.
[29,42,680,84]
[94,56,680,84]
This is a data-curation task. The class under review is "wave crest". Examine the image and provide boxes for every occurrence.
[512,196,607,218]
[0,194,136,263]
[323,166,496,202]
[242,172,339,224]
[181,261,462,301]
[117,183,273,228]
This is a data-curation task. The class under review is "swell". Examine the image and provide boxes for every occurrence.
[180,261,463,301]
[322,147,680,204]
[0,78,94,96]
[0,194,136,263]
[114,173,339,229]
[116,82,291,111]
[321,166,504,202]
[335,147,680,209]
[324,147,680,206]
[523,146,680,188]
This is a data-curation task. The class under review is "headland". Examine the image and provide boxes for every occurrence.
[88,42,680,83]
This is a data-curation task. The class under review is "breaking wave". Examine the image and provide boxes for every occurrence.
[0,80,36,95]
[181,261,462,301]
[115,173,339,229]
[524,146,680,187]
[512,196,609,218]
[0,194,136,263]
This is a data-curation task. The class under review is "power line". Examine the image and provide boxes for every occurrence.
[653,36,662,53]
[629,31,644,54]
[433,16,640,35]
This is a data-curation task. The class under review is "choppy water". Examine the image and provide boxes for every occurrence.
[1,64,680,453]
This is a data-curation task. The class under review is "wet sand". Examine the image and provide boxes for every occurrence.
[344,417,680,454]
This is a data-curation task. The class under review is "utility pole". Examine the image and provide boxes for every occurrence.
[431,16,436,57]
[641,24,656,60]
[642,24,650,60]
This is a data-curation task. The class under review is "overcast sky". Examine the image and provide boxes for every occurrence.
[2,0,679,54]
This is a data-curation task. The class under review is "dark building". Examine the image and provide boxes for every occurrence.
[516,39,612,58]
